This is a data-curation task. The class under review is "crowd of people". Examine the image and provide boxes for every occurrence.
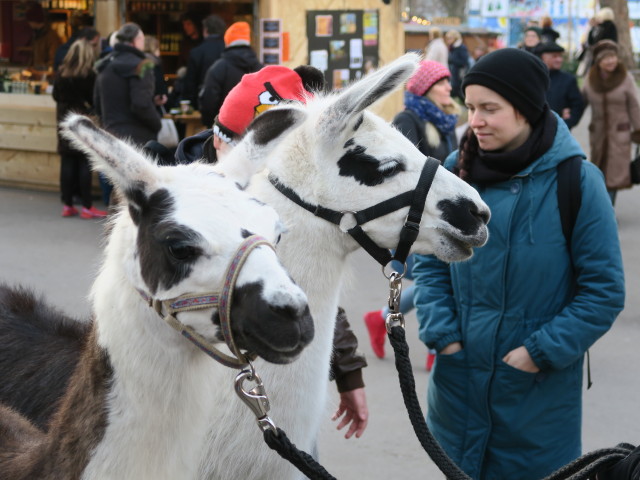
[43,5,640,478]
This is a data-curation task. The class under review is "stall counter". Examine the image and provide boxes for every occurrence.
[0,93,59,191]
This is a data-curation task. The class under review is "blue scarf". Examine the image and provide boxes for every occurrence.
[404,92,458,134]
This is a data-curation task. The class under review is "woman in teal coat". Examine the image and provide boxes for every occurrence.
[413,48,625,480]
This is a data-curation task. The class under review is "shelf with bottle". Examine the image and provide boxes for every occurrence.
[41,0,90,9]
[128,1,185,13]
[159,32,182,53]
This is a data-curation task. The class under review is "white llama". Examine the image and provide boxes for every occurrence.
[198,53,490,479]
[0,113,314,480]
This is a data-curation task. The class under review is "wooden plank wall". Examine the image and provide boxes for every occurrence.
[0,93,61,191]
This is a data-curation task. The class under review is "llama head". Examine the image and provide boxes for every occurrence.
[255,53,490,262]
[60,115,313,364]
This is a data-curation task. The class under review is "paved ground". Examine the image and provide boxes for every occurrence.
[0,110,639,479]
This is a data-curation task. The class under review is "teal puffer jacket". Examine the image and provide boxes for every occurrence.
[413,116,625,480]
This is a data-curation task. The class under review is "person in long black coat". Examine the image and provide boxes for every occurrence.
[198,22,262,128]
[588,7,618,46]
[94,23,161,146]
[181,15,226,109]
[53,38,107,219]
[536,42,584,130]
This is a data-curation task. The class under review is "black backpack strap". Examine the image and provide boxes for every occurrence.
[557,156,593,389]
[557,155,583,248]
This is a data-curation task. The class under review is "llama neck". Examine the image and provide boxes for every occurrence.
[22,326,113,479]
[78,249,216,479]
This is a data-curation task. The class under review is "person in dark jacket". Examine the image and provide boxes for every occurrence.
[444,30,469,99]
[520,26,542,54]
[536,42,584,130]
[25,2,62,69]
[176,65,369,439]
[588,7,618,46]
[414,48,624,480]
[198,21,262,127]
[94,23,161,146]
[540,15,560,43]
[182,15,226,109]
[53,39,106,219]
[178,11,202,68]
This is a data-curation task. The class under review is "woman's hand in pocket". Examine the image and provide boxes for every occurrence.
[503,346,539,373]
[441,341,462,355]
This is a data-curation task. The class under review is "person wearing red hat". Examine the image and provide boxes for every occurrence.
[199,21,262,128]
[175,65,370,440]
[362,59,461,370]
[211,65,315,153]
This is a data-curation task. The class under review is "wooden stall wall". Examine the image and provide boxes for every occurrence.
[0,94,59,190]
[258,0,405,121]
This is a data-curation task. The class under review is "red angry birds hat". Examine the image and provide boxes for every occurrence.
[213,66,319,145]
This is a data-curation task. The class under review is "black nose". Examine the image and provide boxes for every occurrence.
[471,202,490,225]
[438,198,488,235]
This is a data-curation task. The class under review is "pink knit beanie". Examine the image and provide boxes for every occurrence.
[406,60,451,97]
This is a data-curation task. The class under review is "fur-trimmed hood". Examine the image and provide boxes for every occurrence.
[588,62,627,93]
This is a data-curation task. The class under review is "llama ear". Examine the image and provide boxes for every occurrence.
[317,52,419,136]
[60,114,158,199]
[214,107,306,187]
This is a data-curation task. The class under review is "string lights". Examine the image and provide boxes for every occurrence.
[401,11,432,25]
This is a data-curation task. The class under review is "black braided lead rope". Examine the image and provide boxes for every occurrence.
[387,325,637,480]
[541,444,635,480]
[264,427,337,480]
[388,325,471,480]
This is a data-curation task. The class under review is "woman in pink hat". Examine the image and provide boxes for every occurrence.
[363,59,461,369]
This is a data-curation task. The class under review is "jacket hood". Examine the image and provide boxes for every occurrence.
[175,128,216,164]
[95,43,146,75]
[220,45,262,71]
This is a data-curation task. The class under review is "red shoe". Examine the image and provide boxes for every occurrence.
[80,206,107,219]
[61,205,78,217]
[364,310,386,359]
[426,351,436,372]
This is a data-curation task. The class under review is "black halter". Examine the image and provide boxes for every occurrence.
[268,156,441,268]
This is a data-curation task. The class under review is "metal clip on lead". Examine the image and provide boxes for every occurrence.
[235,365,277,434]
[385,272,405,333]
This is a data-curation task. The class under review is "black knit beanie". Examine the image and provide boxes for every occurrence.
[461,48,550,125]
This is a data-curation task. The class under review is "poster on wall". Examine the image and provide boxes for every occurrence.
[307,9,379,91]
[260,18,282,65]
